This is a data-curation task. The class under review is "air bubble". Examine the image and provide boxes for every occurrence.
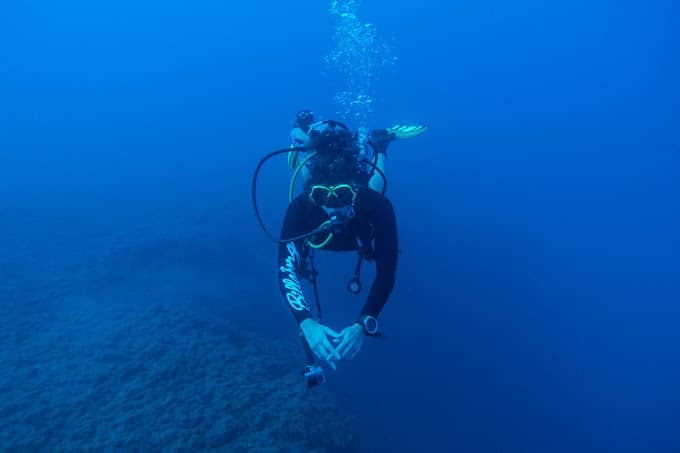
[324,0,395,127]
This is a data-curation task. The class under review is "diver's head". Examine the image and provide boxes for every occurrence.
[295,117,365,192]
[307,120,355,156]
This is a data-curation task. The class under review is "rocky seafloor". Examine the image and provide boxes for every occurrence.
[0,223,355,452]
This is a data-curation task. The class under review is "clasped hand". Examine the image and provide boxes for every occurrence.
[300,319,365,370]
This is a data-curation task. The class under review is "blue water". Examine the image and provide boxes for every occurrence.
[1,1,678,451]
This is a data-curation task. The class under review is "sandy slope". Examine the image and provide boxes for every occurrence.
[0,232,354,452]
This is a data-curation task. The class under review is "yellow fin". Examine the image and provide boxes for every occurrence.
[288,150,299,169]
[386,124,428,139]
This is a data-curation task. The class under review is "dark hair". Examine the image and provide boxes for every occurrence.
[305,121,368,189]
[308,122,355,156]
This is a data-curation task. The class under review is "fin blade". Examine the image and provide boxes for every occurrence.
[387,124,428,139]
[288,150,299,169]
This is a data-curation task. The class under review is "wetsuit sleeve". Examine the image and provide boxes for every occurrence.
[278,198,313,325]
[360,192,399,319]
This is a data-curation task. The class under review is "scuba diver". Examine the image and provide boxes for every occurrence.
[252,110,426,387]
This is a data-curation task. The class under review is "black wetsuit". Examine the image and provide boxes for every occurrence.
[278,188,399,325]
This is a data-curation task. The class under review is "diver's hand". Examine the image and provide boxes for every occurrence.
[300,319,342,370]
[334,323,366,360]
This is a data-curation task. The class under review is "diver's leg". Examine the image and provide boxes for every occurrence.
[368,129,392,192]
[369,153,387,192]
[367,124,427,192]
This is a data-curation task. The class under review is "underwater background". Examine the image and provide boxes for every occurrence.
[1,0,678,451]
